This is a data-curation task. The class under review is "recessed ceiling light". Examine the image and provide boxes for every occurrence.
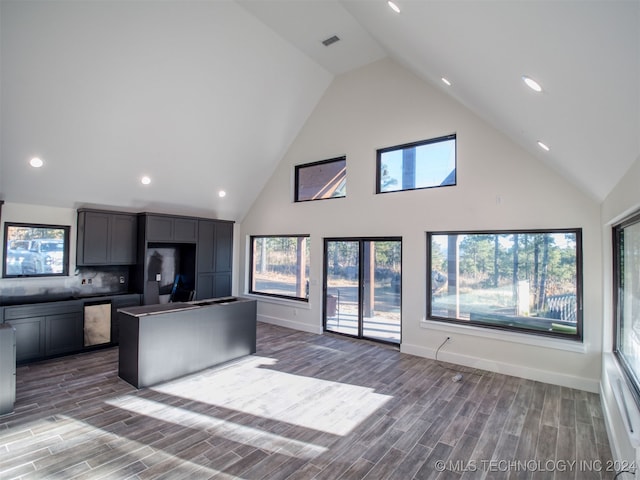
[387,1,400,13]
[441,77,451,86]
[522,75,543,93]
[141,176,151,185]
[218,190,226,198]
[537,141,550,151]
[29,157,44,168]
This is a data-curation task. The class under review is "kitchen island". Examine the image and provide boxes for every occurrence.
[117,296,256,388]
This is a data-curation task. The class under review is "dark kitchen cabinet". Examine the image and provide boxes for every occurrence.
[145,214,198,242]
[77,209,137,265]
[196,220,233,299]
[196,273,232,300]
[110,294,141,344]
[45,312,83,356]
[4,301,83,363]
[9,316,45,363]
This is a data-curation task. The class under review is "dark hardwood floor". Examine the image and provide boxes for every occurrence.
[0,322,614,479]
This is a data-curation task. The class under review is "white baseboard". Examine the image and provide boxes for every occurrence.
[401,342,599,393]
[258,314,323,335]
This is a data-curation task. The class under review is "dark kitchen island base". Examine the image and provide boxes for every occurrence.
[117,297,256,388]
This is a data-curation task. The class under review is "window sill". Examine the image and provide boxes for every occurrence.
[420,319,586,354]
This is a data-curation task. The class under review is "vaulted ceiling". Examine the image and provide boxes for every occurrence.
[1,0,638,221]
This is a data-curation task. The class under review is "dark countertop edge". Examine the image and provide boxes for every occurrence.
[0,292,141,307]
[118,296,253,317]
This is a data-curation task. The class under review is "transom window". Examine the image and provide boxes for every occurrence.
[376,134,456,194]
[427,229,582,339]
[249,235,309,301]
[295,156,346,202]
[613,211,640,408]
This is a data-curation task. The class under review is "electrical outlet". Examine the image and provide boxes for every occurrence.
[87,278,92,285]
[156,274,161,281]
[119,276,125,284]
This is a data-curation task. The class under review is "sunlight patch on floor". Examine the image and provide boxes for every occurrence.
[106,395,327,459]
[151,355,392,436]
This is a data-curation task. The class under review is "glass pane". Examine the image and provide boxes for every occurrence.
[325,241,359,336]
[619,222,640,378]
[4,223,69,277]
[429,231,579,337]
[362,241,401,343]
[296,157,346,202]
[379,137,455,193]
[251,236,309,300]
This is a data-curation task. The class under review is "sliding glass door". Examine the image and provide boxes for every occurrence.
[324,238,401,344]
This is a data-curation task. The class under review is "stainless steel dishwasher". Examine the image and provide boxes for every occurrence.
[83,301,112,347]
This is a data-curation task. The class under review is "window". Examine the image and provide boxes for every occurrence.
[295,156,346,202]
[3,222,71,278]
[250,235,309,301]
[427,229,582,339]
[614,211,640,408]
[377,134,456,194]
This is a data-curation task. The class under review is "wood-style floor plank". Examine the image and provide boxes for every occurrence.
[0,322,613,479]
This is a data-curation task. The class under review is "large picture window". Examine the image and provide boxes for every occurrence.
[3,222,70,278]
[377,134,456,194]
[249,235,310,301]
[427,229,582,339]
[614,211,640,408]
[295,156,346,202]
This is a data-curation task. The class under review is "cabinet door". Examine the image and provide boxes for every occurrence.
[196,273,214,300]
[110,214,137,264]
[78,211,110,265]
[174,218,198,242]
[10,317,46,363]
[197,221,215,273]
[46,313,83,356]
[213,273,232,298]
[214,222,233,273]
[111,295,141,344]
[146,215,174,241]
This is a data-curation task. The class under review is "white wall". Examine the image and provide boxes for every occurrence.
[239,58,603,392]
[600,154,640,465]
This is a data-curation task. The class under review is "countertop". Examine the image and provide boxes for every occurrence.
[118,296,246,317]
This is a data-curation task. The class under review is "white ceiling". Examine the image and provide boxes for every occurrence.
[242,0,640,202]
[1,0,638,220]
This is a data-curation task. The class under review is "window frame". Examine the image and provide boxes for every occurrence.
[3,222,71,278]
[249,234,310,302]
[613,210,640,409]
[294,156,346,203]
[426,228,583,341]
[376,133,456,194]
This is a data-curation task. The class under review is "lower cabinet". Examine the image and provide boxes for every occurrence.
[9,311,83,363]
[45,313,83,357]
[10,317,46,363]
[4,294,141,364]
[111,294,142,344]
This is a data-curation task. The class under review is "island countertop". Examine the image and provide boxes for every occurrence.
[117,296,249,317]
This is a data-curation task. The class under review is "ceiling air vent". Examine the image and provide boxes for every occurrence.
[322,35,340,47]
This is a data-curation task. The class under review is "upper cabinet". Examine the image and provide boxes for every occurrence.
[77,209,137,266]
[145,214,198,243]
